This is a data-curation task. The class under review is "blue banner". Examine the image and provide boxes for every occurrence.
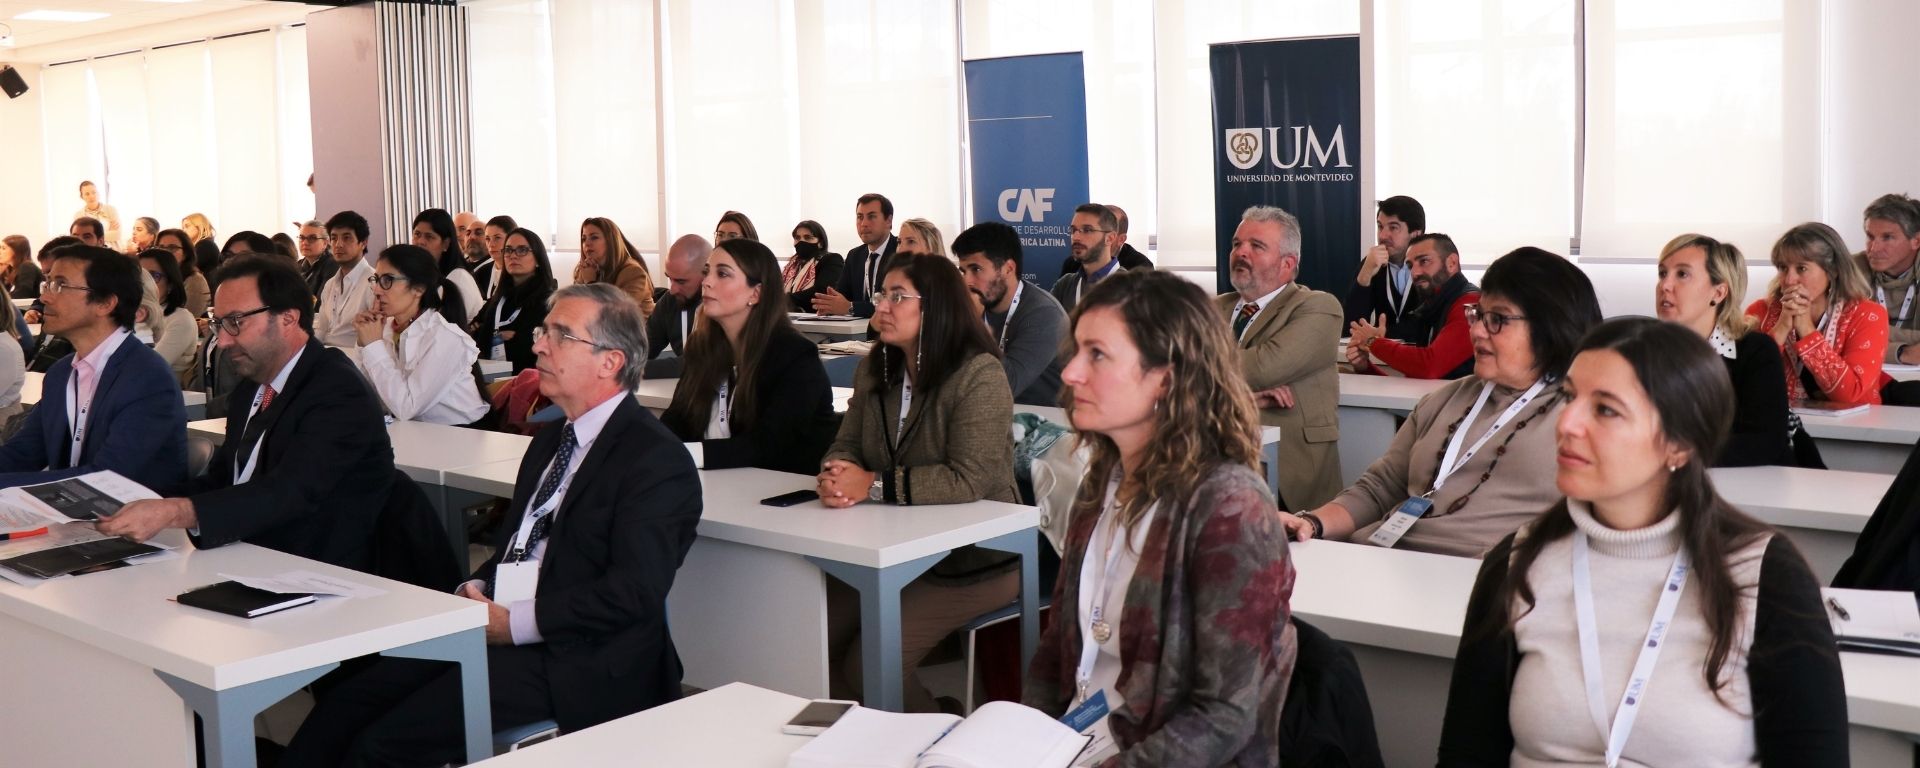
[1211,37,1363,294]
[964,53,1090,283]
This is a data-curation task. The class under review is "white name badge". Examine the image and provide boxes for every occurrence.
[490,334,507,362]
[493,560,540,605]
[1366,496,1434,549]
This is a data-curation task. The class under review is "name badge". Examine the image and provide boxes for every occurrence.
[490,334,507,362]
[1061,689,1110,733]
[493,560,540,605]
[1366,496,1434,549]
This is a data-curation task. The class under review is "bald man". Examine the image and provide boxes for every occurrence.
[454,211,490,295]
[644,234,713,378]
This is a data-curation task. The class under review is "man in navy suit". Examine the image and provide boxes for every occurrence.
[0,245,186,493]
[280,282,702,767]
[812,192,897,318]
[100,257,394,571]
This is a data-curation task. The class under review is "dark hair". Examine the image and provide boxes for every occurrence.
[1377,195,1427,232]
[79,180,95,193]
[717,211,760,242]
[326,210,371,242]
[70,217,104,240]
[412,208,464,277]
[271,233,298,261]
[49,245,141,330]
[156,229,200,276]
[222,231,277,258]
[950,222,1024,273]
[1073,203,1117,233]
[213,256,315,332]
[857,193,894,220]
[38,235,81,263]
[137,247,187,315]
[864,253,1001,397]
[486,214,519,233]
[1863,193,1920,239]
[792,220,829,255]
[498,228,555,306]
[665,238,795,434]
[1408,232,1458,260]
[377,244,466,326]
[3,235,28,263]
[1485,317,1772,701]
[1478,247,1602,381]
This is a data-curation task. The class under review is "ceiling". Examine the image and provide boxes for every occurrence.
[0,0,319,64]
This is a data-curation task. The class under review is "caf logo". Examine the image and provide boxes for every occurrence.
[1226,129,1263,170]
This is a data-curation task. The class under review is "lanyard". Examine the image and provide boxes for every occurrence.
[1075,473,1127,704]
[1572,530,1690,768]
[992,282,1025,351]
[493,297,520,334]
[503,466,574,563]
[1075,259,1120,304]
[1430,379,1548,495]
[1878,283,1916,325]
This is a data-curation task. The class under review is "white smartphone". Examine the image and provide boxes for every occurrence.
[781,699,858,736]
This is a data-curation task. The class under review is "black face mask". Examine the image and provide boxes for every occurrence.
[794,241,822,260]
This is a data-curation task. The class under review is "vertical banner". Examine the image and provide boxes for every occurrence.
[964,53,1090,282]
[1211,37,1362,294]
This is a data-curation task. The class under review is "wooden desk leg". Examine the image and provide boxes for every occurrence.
[808,551,946,712]
[974,529,1041,674]
[384,627,494,764]
[156,663,339,768]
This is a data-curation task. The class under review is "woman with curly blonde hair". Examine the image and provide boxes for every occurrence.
[1023,268,1296,765]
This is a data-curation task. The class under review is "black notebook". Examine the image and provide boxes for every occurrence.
[0,537,161,579]
[177,581,317,618]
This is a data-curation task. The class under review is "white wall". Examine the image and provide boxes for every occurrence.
[0,68,50,245]
[307,5,391,250]
[1822,0,1920,252]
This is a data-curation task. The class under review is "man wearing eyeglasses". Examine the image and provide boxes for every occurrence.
[1214,205,1343,512]
[101,257,394,572]
[281,283,700,766]
[294,220,336,307]
[314,210,377,348]
[1050,203,1131,313]
[0,245,187,493]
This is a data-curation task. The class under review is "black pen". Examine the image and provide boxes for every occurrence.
[1826,596,1850,621]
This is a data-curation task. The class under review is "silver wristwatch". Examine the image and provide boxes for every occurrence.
[868,477,886,503]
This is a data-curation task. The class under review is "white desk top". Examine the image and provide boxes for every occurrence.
[12,297,32,309]
[1797,404,1920,445]
[1288,538,1920,736]
[1710,466,1887,534]
[477,358,512,381]
[1337,372,1445,410]
[1015,403,1281,447]
[788,314,868,337]
[0,530,484,691]
[183,419,531,487]
[633,377,854,413]
[442,457,519,498]
[474,682,810,766]
[21,371,207,410]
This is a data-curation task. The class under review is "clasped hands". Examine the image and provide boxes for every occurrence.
[1345,313,1388,373]
[816,459,875,508]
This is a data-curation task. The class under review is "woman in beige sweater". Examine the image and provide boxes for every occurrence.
[1285,248,1603,557]
[816,252,1018,712]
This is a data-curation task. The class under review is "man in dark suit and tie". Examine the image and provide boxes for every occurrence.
[99,257,394,571]
[279,282,703,767]
[0,244,186,493]
[812,192,897,318]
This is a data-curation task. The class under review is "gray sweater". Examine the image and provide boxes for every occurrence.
[985,280,1067,406]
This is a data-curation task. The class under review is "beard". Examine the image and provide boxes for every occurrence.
[975,278,1010,310]
[1076,239,1108,265]
[1413,268,1453,298]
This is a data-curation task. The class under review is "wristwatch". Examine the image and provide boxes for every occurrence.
[1295,511,1325,539]
[868,477,886,503]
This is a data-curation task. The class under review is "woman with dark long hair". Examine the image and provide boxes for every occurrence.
[662,238,835,473]
[137,247,197,383]
[1438,317,1848,766]
[411,208,483,323]
[154,228,209,316]
[350,244,487,425]
[783,219,844,311]
[469,227,553,374]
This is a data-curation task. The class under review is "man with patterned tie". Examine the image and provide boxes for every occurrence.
[101,257,394,571]
[1214,205,1344,511]
[280,282,703,767]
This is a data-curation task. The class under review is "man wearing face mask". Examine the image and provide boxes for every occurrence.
[1348,233,1479,379]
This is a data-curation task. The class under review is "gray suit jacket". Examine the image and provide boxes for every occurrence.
[988,280,1067,406]
[1216,283,1344,510]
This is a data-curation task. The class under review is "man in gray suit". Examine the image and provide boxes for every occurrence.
[955,222,1066,406]
[1215,205,1343,510]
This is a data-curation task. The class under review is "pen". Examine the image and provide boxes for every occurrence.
[0,527,48,541]
[1826,596,1850,622]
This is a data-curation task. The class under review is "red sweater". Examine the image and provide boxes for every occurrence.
[1746,297,1889,405]
[1367,291,1479,379]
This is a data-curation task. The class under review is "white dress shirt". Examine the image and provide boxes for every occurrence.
[1233,283,1289,340]
[445,268,483,324]
[352,311,489,425]
[315,259,375,348]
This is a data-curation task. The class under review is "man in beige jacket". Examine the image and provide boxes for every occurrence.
[1215,205,1343,510]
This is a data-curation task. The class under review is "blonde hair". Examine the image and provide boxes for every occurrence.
[1768,222,1872,306]
[181,213,215,244]
[1659,233,1751,336]
[899,218,946,258]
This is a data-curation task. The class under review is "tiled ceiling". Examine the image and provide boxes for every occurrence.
[0,0,316,61]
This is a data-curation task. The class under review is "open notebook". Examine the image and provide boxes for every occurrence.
[786,701,1092,768]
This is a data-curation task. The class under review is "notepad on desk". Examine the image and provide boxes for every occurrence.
[786,702,1092,768]
[1791,400,1870,417]
[177,581,317,618]
[0,471,169,582]
[1824,587,1920,656]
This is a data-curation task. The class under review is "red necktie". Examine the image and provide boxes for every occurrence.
[259,385,277,411]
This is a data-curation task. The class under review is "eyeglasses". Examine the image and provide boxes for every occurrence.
[531,326,612,351]
[366,273,408,289]
[1464,304,1527,335]
[212,307,274,336]
[501,245,534,257]
[876,290,923,307]
[44,279,93,296]
[158,243,185,254]
[1068,226,1110,237]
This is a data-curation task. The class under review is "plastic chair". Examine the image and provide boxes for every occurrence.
[493,719,560,753]
[958,596,1051,713]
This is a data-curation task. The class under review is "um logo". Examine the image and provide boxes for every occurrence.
[998,188,1055,222]
[1222,125,1353,170]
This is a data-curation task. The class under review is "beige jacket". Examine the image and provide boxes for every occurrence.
[1856,251,1920,363]
[1216,283,1343,510]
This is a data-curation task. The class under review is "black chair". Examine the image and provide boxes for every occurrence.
[1278,617,1385,768]
[370,469,463,593]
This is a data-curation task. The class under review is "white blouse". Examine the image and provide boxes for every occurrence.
[316,259,375,348]
[352,311,490,425]
[445,268,483,324]
[147,307,199,377]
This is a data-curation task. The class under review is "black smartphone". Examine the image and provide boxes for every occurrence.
[760,489,819,507]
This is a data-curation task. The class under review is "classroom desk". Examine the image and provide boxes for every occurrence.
[0,530,491,767]
[1335,373,1444,486]
[632,376,855,414]
[21,370,208,419]
[477,358,512,382]
[12,297,32,309]
[442,463,1043,713]
[1288,539,1920,768]
[1711,466,1887,582]
[1797,405,1920,474]
[473,682,811,766]
[789,313,869,340]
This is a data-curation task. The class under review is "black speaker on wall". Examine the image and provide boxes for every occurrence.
[0,66,26,99]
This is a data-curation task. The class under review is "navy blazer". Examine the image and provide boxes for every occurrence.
[0,331,187,494]
[187,339,394,571]
[831,236,897,318]
[471,395,702,733]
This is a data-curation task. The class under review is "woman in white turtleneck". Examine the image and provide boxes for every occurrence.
[1437,317,1847,767]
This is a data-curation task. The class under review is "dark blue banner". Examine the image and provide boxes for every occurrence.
[1211,37,1363,294]
[964,53,1090,283]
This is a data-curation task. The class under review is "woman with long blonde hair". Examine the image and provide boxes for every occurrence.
[573,217,656,317]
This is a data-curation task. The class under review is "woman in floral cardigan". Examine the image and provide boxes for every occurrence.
[1746,222,1889,405]
[1024,269,1296,766]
